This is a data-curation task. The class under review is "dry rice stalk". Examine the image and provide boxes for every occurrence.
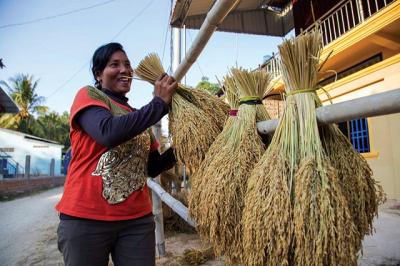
[319,123,385,248]
[177,246,215,266]
[242,71,299,266]
[135,53,229,171]
[242,29,362,266]
[168,93,222,172]
[190,69,272,264]
[190,88,230,130]
[280,29,358,265]
[189,76,239,226]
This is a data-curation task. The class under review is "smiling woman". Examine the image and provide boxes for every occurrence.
[94,49,133,94]
[55,42,178,266]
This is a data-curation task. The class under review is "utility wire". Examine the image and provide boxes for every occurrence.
[109,0,154,41]
[161,4,172,66]
[161,26,171,67]
[0,0,116,29]
[46,0,155,99]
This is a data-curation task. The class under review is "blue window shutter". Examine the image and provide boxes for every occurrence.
[349,118,370,153]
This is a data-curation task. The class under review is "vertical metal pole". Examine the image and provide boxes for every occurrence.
[50,158,55,177]
[24,155,30,179]
[322,20,327,45]
[152,1,180,255]
[171,25,181,193]
[350,0,356,26]
[172,28,181,72]
[365,0,371,18]
[335,12,341,36]
[151,120,165,256]
[332,13,337,40]
[327,18,333,43]
[345,3,350,32]
[183,25,187,85]
[0,159,3,180]
[340,8,344,35]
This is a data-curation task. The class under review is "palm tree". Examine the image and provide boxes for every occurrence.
[0,74,47,133]
[34,111,70,151]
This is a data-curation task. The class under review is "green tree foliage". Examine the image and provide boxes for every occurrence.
[0,74,70,151]
[195,76,221,95]
[34,111,70,151]
[0,74,47,133]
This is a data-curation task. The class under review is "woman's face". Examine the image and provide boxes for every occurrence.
[97,50,133,95]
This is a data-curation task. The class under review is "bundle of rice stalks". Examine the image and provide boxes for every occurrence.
[318,117,385,249]
[241,59,300,266]
[189,75,239,228]
[189,68,272,264]
[243,29,363,266]
[284,29,359,265]
[135,53,229,171]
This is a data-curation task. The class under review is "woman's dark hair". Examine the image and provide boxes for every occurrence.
[91,42,126,89]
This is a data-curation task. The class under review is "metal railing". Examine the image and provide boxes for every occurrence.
[263,53,282,80]
[309,0,395,46]
[262,0,395,77]
[0,150,25,178]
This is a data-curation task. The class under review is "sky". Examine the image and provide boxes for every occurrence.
[0,0,288,114]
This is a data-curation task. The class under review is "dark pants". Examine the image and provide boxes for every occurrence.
[57,214,155,266]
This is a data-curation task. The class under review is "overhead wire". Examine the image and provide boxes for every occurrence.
[0,0,116,29]
[46,0,155,99]
[161,2,172,66]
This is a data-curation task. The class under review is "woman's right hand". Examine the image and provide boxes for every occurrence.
[154,73,178,105]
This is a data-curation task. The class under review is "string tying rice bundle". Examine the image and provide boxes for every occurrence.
[189,68,272,264]
[135,53,229,172]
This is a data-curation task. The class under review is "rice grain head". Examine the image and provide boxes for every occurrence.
[135,53,229,171]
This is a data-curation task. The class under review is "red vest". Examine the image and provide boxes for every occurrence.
[56,87,157,221]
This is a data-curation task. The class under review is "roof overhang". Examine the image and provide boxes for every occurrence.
[0,87,19,114]
[170,0,294,37]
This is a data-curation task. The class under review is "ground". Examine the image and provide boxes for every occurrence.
[0,187,399,265]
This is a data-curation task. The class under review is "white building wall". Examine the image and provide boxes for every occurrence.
[0,129,63,176]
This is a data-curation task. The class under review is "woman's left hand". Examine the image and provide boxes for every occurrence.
[154,73,178,104]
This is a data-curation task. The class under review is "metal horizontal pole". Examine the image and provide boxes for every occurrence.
[173,0,239,82]
[147,178,196,228]
[257,88,400,135]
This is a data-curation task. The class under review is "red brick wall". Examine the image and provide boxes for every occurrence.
[264,99,285,119]
[0,176,65,200]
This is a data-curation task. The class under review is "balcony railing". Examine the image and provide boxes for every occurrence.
[263,53,282,80]
[262,0,395,79]
[309,0,395,46]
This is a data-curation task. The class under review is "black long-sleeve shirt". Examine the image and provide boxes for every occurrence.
[75,88,176,177]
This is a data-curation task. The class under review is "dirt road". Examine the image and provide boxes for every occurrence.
[0,187,399,265]
[0,187,62,265]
